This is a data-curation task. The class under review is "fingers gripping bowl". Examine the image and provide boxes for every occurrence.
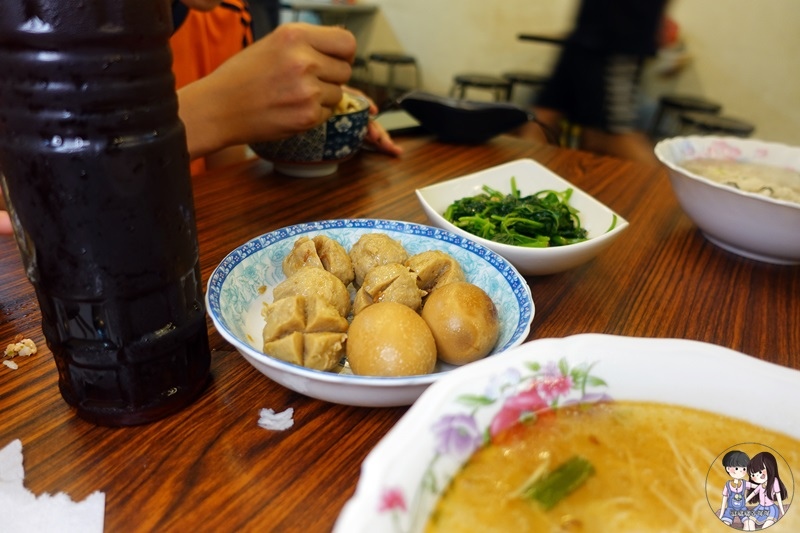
[249,94,370,178]
[205,219,534,407]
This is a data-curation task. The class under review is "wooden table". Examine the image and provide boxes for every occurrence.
[1,134,798,532]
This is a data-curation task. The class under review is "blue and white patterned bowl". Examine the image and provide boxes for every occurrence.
[205,219,535,407]
[249,96,370,178]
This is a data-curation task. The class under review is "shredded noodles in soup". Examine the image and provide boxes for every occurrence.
[681,158,800,204]
[426,401,799,533]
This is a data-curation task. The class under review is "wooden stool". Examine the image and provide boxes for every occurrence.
[649,94,722,139]
[367,52,419,108]
[502,71,548,101]
[678,112,755,137]
[450,74,511,101]
[351,55,369,84]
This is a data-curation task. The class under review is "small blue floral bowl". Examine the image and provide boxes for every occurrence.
[250,95,370,178]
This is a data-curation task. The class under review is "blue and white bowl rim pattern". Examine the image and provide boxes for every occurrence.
[206,219,534,381]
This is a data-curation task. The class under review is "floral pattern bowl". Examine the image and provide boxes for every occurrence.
[205,219,534,407]
[249,95,370,178]
[655,136,800,264]
[334,334,800,532]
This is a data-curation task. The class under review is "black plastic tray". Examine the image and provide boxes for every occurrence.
[397,91,534,144]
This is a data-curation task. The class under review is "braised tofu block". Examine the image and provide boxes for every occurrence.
[263,331,304,366]
[313,235,354,287]
[303,332,347,371]
[273,265,351,317]
[406,250,465,293]
[261,295,305,341]
[282,235,354,287]
[352,263,426,315]
[262,294,348,371]
[282,236,324,277]
[305,294,349,333]
[349,233,409,288]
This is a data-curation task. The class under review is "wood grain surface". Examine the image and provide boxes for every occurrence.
[1,134,797,532]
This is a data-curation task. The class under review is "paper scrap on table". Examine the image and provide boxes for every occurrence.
[258,407,294,431]
[0,439,105,533]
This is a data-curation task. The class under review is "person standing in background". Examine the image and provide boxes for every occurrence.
[518,0,670,164]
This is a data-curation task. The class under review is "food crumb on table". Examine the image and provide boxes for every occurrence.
[258,407,294,431]
[4,335,37,369]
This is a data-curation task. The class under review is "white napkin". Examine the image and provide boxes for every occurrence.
[0,439,105,533]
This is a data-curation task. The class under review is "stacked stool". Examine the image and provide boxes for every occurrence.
[450,74,512,101]
[351,55,369,85]
[678,112,755,137]
[649,94,722,139]
[502,71,549,102]
[367,52,419,109]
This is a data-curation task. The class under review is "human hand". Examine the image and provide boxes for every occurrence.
[179,23,357,159]
[0,190,11,235]
[0,211,11,235]
[342,86,403,157]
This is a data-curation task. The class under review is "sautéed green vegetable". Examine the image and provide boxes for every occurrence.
[443,177,590,247]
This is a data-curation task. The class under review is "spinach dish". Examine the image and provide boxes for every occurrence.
[443,177,594,247]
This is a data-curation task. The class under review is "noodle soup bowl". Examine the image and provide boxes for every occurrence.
[655,136,800,264]
[416,158,629,276]
[335,334,800,532]
[250,95,370,178]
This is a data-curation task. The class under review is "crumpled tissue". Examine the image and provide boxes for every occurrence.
[0,439,105,533]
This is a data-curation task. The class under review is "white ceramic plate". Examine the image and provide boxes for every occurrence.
[335,334,800,532]
[206,219,534,407]
[655,136,800,264]
[416,159,629,276]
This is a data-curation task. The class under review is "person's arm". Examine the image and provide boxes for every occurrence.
[178,23,356,160]
[0,190,11,235]
[0,211,10,235]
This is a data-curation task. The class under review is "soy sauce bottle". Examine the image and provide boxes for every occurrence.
[0,0,211,425]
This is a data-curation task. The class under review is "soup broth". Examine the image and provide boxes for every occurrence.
[426,401,799,533]
[681,158,800,204]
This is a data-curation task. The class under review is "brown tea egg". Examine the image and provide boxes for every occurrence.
[421,281,499,365]
[346,302,437,377]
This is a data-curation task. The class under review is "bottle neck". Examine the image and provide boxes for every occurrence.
[0,0,180,139]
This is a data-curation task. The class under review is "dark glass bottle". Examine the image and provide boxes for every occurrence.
[0,0,211,425]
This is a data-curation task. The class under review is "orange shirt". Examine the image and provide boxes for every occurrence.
[170,1,253,174]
